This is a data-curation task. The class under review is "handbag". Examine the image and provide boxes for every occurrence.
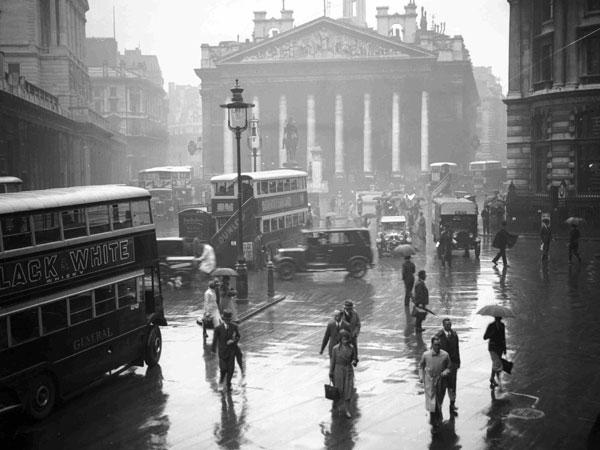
[501,357,513,374]
[324,383,340,400]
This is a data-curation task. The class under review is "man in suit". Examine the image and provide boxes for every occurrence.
[320,309,350,357]
[491,220,515,267]
[211,309,241,391]
[402,255,416,306]
[436,318,461,416]
[342,300,362,360]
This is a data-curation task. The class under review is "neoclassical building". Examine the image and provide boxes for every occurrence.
[195,0,478,192]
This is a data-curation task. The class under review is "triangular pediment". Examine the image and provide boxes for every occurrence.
[218,17,435,64]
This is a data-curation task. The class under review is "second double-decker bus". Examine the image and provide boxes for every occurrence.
[138,166,194,207]
[210,169,309,267]
[469,160,506,193]
[0,176,23,193]
[0,185,166,419]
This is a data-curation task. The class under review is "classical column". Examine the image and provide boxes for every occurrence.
[363,93,372,176]
[58,0,67,47]
[307,94,316,164]
[223,97,233,173]
[565,0,578,87]
[335,94,344,177]
[507,0,522,96]
[391,92,401,175]
[49,0,58,47]
[553,0,565,87]
[420,90,429,172]
[252,96,261,172]
[279,95,287,166]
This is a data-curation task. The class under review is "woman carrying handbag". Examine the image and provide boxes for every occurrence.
[329,330,358,418]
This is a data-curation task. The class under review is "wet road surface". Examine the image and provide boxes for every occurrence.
[2,232,600,449]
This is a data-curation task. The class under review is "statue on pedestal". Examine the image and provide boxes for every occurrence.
[282,117,298,163]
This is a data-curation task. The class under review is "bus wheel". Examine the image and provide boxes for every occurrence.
[278,262,296,280]
[348,259,367,278]
[25,373,56,420]
[145,325,162,367]
[475,243,481,258]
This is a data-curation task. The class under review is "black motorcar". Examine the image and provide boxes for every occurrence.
[156,237,196,287]
[273,228,374,280]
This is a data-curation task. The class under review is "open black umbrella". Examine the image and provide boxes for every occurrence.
[211,267,239,277]
[477,304,515,318]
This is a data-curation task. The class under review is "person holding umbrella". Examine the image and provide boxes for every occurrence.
[491,220,516,268]
[483,316,507,390]
[568,223,582,264]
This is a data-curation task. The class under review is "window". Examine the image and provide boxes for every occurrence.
[263,219,270,233]
[2,214,32,250]
[0,317,8,349]
[41,300,68,334]
[541,0,553,21]
[588,0,600,11]
[277,179,284,192]
[117,278,137,308]
[112,203,133,229]
[329,232,350,245]
[10,308,39,345]
[69,292,93,325]
[270,218,278,231]
[533,146,548,193]
[62,209,87,239]
[292,213,299,227]
[33,211,60,244]
[261,181,268,194]
[285,215,292,228]
[88,205,110,234]
[109,98,118,112]
[284,179,291,191]
[278,216,285,230]
[95,284,116,316]
[291,179,298,190]
[585,33,600,75]
[110,87,117,97]
[268,180,276,193]
[131,200,152,226]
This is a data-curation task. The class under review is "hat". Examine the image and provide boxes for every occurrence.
[344,300,354,309]
[222,309,233,320]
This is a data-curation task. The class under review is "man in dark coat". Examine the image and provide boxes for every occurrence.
[402,255,416,306]
[540,218,552,260]
[342,300,361,360]
[320,309,351,357]
[436,318,461,415]
[483,316,506,390]
[211,309,241,391]
[413,270,429,332]
[569,223,582,264]
[481,206,490,235]
[439,225,453,269]
[491,220,515,267]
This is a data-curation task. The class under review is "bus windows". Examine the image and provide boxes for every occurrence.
[10,308,40,345]
[95,284,117,316]
[278,216,285,229]
[69,292,94,325]
[32,212,60,245]
[261,181,268,195]
[41,300,68,335]
[117,278,137,308]
[88,205,110,235]
[268,180,276,193]
[112,203,133,229]
[131,200,152,226]
[277,179,284,192]
[292,214,299,227]
[284,179,291,191]
[291,179,298,190]
[285,215,292,228]
[263,219,270,233]
[2,215,32,250]
[0,317,8,349]
[62,209,87,239]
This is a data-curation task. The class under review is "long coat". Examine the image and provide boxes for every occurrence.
[330,342,357,402]
[436,330,461,367]
[211,322,241,375]
[419,349,450,412]
[320,320,351,356]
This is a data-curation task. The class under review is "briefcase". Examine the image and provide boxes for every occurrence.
[324,383,340,400]
[501,357,513,374]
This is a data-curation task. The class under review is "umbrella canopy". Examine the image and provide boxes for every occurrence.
[211,267,239,277]
[325,212,337,218]
[391,244,417,257]
[565,217,586,226]
[362,212,377,219]
[476,304,515,318]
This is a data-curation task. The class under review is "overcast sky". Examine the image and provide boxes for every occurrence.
[87,0,510,90]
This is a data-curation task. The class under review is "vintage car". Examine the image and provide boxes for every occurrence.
[431,197,481,258]
[156,237,197,287]
[376,215,412,257]
[273,228,374,280]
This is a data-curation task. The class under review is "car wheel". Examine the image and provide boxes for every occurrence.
[145,325,162,367]
[278,261,296,280]
[348,259,367,278]
[25,373,57,420]
[475,243,481,258]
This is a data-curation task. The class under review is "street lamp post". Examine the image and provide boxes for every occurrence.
[220,80,254,300]
[247,114,260,172]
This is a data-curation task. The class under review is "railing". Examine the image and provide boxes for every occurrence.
[0,75,63,114]
[69,106,112,130]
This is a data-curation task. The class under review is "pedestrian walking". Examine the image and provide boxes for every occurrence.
[211,309,240,392]
[483,316,506,390]
[253,232,265,271]
[342,300,361,360]
[412,270,429,332]
[439,226,453,268]
[435,318,460,416]
[402,255,416,306]
[320,309,351,357]
[481,206,490,235]
[218,276,238,322]
[193,239,216,279]
[568,223,582,264]
[329,329,358,419]
[491,220,515,267]
[417,212,427,246]
[203,281,221,340]
[356,194,363,217]
[419,336,451,433]
[540,218,552,260]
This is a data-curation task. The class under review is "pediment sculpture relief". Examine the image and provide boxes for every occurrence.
[242,28,406,61]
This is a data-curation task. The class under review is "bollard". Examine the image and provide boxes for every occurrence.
[267,259,275,297]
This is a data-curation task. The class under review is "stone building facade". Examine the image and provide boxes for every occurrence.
[167,83,202,172]
[195,1,478,193]
[473,66,507,163]
[0,0,126,189]
[505,0,600,232]
[85,39,169,181]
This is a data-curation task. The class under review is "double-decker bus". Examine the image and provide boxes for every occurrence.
[0,176,23,193]
[138,166,194,207]
[210,170,309,266]
[0,185,166,419]
[469,160,506,193]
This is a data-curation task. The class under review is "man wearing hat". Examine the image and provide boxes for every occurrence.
[211,309,241,391]
[342,300,361,360]
[320,309,351,357]
[402,255,416,306]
